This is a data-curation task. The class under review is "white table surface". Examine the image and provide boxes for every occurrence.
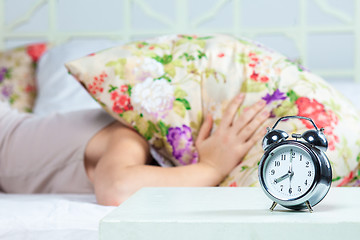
[100,187,360,240]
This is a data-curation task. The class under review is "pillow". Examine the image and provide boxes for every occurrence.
[65,34,360,187]
[33,40,123,116]
[0,43,48,112]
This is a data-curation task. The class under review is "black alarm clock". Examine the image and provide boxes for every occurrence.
[258,116,332,212]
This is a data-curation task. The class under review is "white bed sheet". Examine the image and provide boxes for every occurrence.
[0,193,115,240]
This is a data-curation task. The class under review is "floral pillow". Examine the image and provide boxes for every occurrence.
[65,34,360,187]
[0,43,48,112]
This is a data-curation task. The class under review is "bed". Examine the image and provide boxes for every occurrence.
[1,0,360,239]
[0,193,115,240]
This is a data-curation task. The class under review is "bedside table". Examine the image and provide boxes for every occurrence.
[100,187,360,240]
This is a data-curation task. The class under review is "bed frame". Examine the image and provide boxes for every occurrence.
[1,0,360,83]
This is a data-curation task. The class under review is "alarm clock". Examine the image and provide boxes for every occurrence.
[258,116,332,212]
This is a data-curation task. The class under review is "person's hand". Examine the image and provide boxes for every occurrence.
[195,93,270,183]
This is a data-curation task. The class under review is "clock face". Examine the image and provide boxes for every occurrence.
[262,144,316,201]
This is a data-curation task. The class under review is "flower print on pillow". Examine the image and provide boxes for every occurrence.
[0,43,48,112]
[95,52,196,166]
[167,125,198,165]
[248,52,273,83]
[262,89,287,104]
[133,58,165,82]
[26,43,47,62]
[295,96,339,151]
[0,67,8,83]
[0,68,12,101]
[131,77,174,121]
[111,85,133,114]
[66,34,360,187]
[111,57,165,83]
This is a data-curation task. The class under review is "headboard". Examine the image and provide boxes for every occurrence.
[1,0,360,83]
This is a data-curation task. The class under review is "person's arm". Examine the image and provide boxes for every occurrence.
[94,157,222,206]
[92,128,222,205]
[93,94,269,206]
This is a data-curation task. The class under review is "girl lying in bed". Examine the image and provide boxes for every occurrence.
[1,34,360,206]
[0,95,268,205]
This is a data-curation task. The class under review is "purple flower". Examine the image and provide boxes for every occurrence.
[350,179,360,187]
[288,58,309,72]
[1,85,13,98]
[262,89,287,104]
[0,67,7,83]
[297,64,308,72]
[167,125,198,165]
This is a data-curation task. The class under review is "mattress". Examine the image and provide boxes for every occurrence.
[0,193,115,240]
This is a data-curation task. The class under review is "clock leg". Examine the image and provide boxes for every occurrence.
[270,202,277,211]
[305,201,313,213]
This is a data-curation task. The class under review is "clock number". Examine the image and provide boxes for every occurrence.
[271,169,275,175]
[305,180,308,186]
[298,186,301,192]
[275,161,280,167]
[289,188,292,194]
[306,161,310,168]
[291,151,295,158]
[281,155,286,161]
[280,185,283,191]
[308,171,312,177]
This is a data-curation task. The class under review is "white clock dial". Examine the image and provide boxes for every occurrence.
[263,144,315,200]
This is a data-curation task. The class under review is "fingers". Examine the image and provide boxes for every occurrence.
[232,99,267,133]
[238,109,269,141]
[196,114,213,145]
[220,93,245,129]
[243,125,268,149]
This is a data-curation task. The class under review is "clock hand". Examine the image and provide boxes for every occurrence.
[289,171,294,190]
[274,170,295,184]
[274,173,290,184]
[289,149,295,189]
[289,149,293,173]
